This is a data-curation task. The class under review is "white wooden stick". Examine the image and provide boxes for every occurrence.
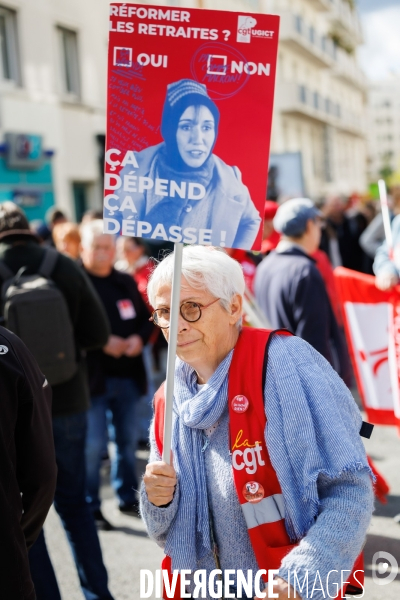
[378,179,393,253]
[162,242,183,464]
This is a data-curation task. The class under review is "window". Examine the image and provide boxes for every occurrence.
[0,6,20,83]
[325,98,331,114]
[244,0,259,8]
[58,27,80,97]
[73,182,89,221]
[299,85,307,104]
[295,15,303,35]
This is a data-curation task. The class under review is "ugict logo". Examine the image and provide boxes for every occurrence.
[237,16,275,43]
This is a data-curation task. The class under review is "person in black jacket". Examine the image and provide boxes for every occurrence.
[319,195,369,273]
[0,203,114,600]
[81,220,153,528]
[255,198,352,386]
[0,327,57,600]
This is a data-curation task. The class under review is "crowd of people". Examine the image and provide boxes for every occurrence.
[0,186,398,600]
[0,202,161,600]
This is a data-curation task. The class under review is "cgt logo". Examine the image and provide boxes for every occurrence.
[232,430,266,474]
[232,444,265,474]
[237,16,257,43]
[237,15,275,43]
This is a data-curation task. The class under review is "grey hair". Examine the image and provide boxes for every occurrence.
[147,245,245,326]
[80,219,115,249]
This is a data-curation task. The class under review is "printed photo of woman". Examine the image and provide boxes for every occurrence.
[113,78,261,249]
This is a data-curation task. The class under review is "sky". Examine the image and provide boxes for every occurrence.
[357,0,400,81]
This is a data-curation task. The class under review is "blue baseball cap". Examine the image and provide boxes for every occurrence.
[273,198,321,237]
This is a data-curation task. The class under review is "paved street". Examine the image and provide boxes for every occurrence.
[43,450,163,600]
[361,421,400,600]
[43,416,400,600]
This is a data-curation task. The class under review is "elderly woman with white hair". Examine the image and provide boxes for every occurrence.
[140,245,374,600]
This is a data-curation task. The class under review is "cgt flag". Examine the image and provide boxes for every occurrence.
[334,267,400,429]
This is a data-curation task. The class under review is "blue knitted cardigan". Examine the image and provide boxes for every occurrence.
[140,334,374,599]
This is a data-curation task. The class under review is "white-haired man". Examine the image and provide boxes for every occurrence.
[140,244,373,600]
[81,220,153,527]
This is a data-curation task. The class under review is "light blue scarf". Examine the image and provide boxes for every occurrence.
[164,350,233,571]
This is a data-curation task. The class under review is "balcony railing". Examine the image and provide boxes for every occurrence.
[280,13,336,68]
[276,80,366,137]
[304,0,332,12]
[333,47,367,92]
[329,0,363,43]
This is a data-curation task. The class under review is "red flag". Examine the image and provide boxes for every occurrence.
[334,267,400,429]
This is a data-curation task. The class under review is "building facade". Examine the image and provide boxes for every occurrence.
[367,76,400,186]
[259,0,367,198]
[0,0,367,222]
[0,0,109,221]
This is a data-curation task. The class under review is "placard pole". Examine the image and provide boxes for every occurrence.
[162,242,183,464]
[378,179,393,257]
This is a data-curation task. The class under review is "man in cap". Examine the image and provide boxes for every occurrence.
[255,198,351,384]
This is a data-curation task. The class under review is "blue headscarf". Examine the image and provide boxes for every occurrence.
[160,79,220,172]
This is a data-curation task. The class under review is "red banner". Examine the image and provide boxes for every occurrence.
[334,267,400,428]
[104,3,280,250]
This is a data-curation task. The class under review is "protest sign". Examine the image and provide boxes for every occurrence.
[104,3,280,250]
[334,267,400,429]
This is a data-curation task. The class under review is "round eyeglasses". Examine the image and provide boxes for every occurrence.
[150,298,220,329]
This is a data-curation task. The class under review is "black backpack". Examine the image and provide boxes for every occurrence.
[0,249,78,386]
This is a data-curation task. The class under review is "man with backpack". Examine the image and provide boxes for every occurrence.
[0,203,115,600]
[0,326,57,600]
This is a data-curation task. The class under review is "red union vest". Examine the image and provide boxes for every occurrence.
[153,327,364,599]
